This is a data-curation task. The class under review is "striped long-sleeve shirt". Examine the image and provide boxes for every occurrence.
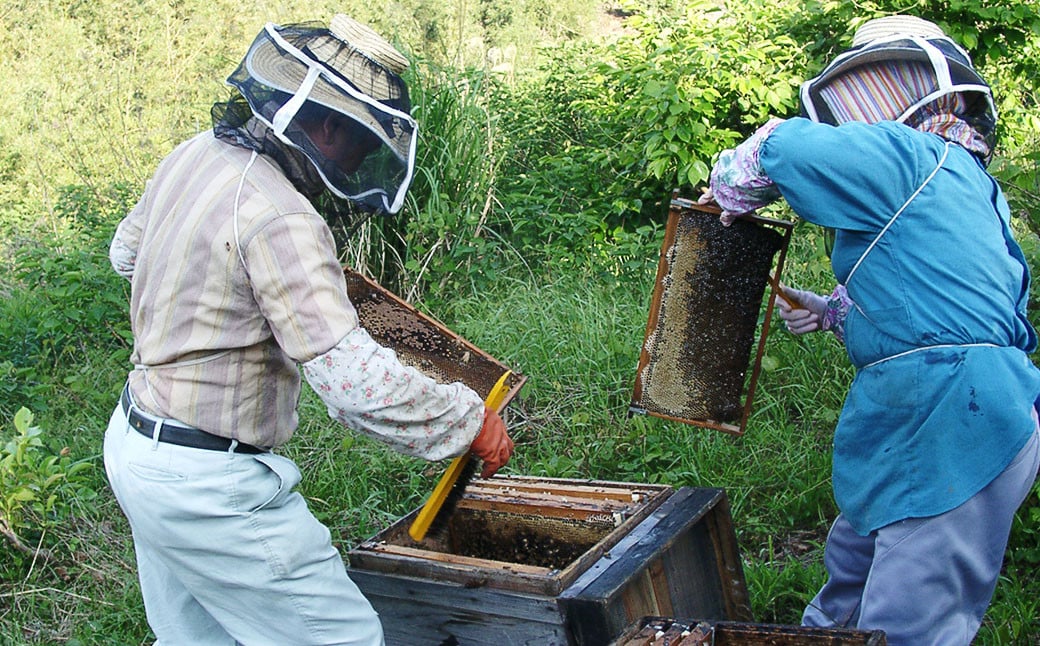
[110,130,483,455]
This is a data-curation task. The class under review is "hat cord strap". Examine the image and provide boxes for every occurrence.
[911,35,953,89]
[895,84,998,124]
[272,66,321,136]
[846,141,951,286]
[233,150,260,273]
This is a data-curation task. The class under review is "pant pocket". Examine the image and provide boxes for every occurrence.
[127,462,188,482]
[245,453,303,513]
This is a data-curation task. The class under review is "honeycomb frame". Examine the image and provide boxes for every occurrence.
[630,194,794,435]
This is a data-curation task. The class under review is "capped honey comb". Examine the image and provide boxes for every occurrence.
[631,195,792,434]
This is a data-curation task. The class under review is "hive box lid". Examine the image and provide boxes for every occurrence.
[347,475,674,596]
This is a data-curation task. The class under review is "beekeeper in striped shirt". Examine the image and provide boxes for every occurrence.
[104,15,512,645]
[702,15,1040,646]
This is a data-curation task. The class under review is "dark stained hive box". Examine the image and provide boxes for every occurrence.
[611,617,886,645]
[346,477,752,645]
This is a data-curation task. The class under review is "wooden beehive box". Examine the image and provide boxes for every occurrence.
[611,617,886,645]
[346,477,752,645]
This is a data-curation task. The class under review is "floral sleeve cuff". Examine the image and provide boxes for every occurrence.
[709,118,785,214]
[302,326,484,461]
[824,284,853,344]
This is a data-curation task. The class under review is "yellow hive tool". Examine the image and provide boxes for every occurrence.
[408,370,513,542]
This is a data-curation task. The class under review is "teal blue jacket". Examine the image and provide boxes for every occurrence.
[761,118,1040,534]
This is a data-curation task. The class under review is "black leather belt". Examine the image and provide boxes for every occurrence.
[120,387,265,454]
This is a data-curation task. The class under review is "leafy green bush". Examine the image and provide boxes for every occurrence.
[1,407,95,566]
[992,141,1040,239]
[5,243,128,379]
[604,1,804,185]
[482,1,807,282]
[485,40,660,280]
[0,184,133,416]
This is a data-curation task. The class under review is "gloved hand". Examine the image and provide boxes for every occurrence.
[776,288,828,335]
[470,407,514,478]
[697,187,753,227]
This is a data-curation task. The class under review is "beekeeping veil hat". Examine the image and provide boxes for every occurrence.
[799,15,997,163]
[224,15,417,213]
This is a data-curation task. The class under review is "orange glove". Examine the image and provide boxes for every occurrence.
[469,406,514,478]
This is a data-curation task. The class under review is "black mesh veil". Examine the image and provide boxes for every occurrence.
[216,21,417,214]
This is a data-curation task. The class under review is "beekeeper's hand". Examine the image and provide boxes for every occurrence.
[776,288,829,335]
[698,187,753,227]
[470,407,514,478]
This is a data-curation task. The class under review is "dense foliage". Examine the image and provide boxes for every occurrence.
[1,0,1039,643]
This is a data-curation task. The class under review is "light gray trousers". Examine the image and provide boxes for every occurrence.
[104,402,385,646]
[803,424,1040,645]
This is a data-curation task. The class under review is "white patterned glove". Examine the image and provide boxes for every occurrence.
[697,187,753,227]
[776,288,829,335]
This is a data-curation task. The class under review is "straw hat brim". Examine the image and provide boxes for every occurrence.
[330,14,409,74]
[852,15,947,48]
[247,32,396,102]
[245,39,410,161]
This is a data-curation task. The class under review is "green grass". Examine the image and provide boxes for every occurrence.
[2,246,1039,643]
[1,268,1038,643]
[2,0,1039,642]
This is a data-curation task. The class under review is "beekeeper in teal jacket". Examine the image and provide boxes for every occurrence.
[703,15,1040,645]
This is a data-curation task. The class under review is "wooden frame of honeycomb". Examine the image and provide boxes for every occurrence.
[630,193,794,435]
